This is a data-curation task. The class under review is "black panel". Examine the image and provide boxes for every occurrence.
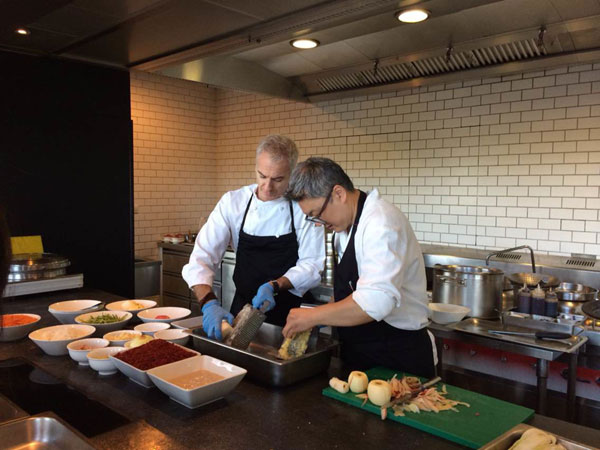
[0,50,134,297]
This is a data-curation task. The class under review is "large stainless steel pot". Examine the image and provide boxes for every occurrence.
[432,264,504,319]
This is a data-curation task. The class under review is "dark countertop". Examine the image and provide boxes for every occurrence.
[2,288,600,449]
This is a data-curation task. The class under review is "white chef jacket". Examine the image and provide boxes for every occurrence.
[335,189,430,330]
[182,184,325,298]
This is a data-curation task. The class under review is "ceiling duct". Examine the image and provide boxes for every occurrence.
[314,37,547,94]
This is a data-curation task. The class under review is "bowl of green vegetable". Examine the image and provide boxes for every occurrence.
[74,311,133,336]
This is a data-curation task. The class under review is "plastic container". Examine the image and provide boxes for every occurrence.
[545,289,558,318]
[516,284,531,314]
[531,284,546,316]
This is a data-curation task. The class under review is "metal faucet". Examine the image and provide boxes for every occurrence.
[485,245,536,273]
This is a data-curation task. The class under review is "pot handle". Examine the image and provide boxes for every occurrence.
[436,275,466,286]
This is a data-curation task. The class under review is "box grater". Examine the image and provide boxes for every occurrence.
[225,303,270,350]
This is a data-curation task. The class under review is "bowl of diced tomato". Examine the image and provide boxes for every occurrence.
[0,314,42,342]
[137,307,191,324]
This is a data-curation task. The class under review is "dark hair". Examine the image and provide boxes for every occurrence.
[286,157,354,201]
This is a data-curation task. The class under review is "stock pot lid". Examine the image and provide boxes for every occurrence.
[434,264,503,275]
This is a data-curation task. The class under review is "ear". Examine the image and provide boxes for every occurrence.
[333,185,347,203]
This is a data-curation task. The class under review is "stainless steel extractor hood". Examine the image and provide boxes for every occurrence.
[2,0,600,101]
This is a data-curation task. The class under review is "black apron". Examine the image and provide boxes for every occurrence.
[231,194,311,327]
[334,190,435,378]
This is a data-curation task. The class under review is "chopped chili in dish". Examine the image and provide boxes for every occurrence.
[1,314,37,327]
[114,339,194,370]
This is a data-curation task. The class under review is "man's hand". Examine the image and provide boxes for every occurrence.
[202,300,234,341]
[282,307,317,338]
[251,282,276,312]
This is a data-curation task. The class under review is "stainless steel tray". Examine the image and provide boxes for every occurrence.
[173,317,338,387]
[0,412,95,449]
[451,318,587,353]
[480,423,599,450]
[502,311,584,335]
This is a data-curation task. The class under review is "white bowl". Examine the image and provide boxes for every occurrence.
[0,314,41,342]
[74,311,133,336]
[137,307,191,324]
[103,330,142,346]
[48,300,103,324]
[87,347,125,375]
[428,303,471,324]
[147,355,247,409]
[110,341,198,388]
[106,299,157,315]
[154,329,189,346]
[29,324,96,356]
[67,338,110,365]
[134,322,170,336]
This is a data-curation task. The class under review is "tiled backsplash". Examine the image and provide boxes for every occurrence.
[133,62,600,258]
[130,71,219,257]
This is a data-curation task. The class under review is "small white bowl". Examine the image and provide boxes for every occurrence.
[106,299,157,314]
[154,329,189,346]
[137,307,191,324]
[103,330,142,346]
[428,303,471,324]
[147,355,247,409]
[48,300,103,324]
[75,311,132,336]
[87,347,125,375]
[134,322,170,336]
[67,338,110,365]
[29,324,96,356]
[0,314,41,342]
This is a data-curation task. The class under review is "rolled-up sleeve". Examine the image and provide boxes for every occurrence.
[283,220,325,297]
[351,221,405,321]
[182,193,233,288]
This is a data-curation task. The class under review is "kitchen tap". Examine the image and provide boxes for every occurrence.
[485,245,536,273]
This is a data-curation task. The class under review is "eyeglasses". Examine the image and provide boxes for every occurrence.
[305,188,333,225]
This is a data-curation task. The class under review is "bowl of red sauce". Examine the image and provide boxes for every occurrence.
[0,314,41,342]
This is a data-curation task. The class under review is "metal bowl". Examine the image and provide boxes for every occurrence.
[507,272,560,289]
[555,282,598,302]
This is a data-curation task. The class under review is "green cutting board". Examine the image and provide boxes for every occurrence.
[322,367,534,448]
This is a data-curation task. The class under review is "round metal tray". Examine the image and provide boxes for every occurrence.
[9,253,70,273]
[8,267,67,282]
[555,282,598,302]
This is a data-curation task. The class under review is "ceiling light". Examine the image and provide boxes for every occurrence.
[15,28,30,35]
[290,39,319,49]
[396,9,429,23]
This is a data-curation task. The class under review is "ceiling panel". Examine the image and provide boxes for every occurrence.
[63,0,263,65]
[260,53,322,77]
[70,0,168,19]
[548,0,600,21]
[207,0,328,21]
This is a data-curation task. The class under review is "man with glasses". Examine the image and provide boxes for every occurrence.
[182,136,324,340]
[284,157,435,378]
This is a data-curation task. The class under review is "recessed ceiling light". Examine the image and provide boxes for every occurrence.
[290,39,319,49]
[15,28,30,35]
[396,9,430,23]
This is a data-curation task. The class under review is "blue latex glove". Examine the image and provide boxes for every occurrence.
[202,300,234,341]
[251,282,276,312]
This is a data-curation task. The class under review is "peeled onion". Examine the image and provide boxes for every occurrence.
[367,379,392,406]
[348,371,369,393]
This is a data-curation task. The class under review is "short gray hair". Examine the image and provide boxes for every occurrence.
[256,135,298,169]
[286,157,354,201]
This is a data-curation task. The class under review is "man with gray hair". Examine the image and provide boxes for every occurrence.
[283,157,434,378]
[183,135,324,340]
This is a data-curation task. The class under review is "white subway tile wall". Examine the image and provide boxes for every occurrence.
[131,63,600,258]
[130,71,218,258]
[214,63,600,257]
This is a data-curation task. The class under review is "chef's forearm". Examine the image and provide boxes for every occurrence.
[272,276,293,291]
[192,284,214,302]
[312,295,373,327]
